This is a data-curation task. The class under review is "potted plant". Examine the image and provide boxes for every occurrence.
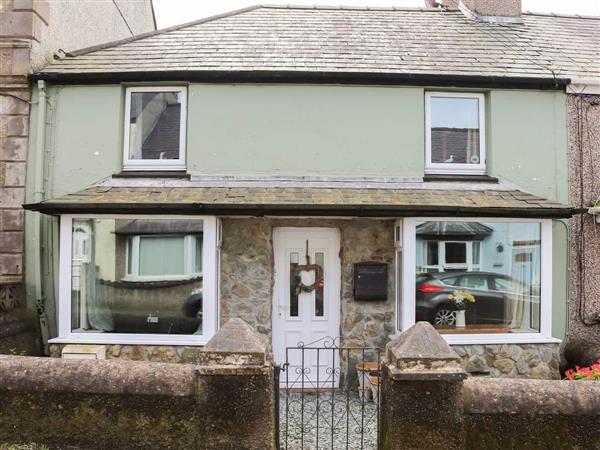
[564,359,600,380]
[447,290,476,327]
[589,198,600,224]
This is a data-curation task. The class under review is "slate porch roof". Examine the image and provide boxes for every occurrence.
[33,5,599,84]
[24,179,573,218]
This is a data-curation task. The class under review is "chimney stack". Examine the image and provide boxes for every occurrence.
[458,0,522,23]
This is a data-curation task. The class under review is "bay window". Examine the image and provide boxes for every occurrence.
[400,218,555,344]
[55,215,219,345]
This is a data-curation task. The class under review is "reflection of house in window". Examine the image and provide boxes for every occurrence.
[416,221,492,273]
[115,219,203,281]
[70,218,204,336]
[127,90,183,161]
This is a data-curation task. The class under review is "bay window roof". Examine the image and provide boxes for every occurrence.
[24,179,573,218]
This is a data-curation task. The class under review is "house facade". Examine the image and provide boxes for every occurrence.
[22,3,599,379]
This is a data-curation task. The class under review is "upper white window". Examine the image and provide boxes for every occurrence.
[55,215,219,346]
[425,92,486,175]
[123,86,187,171]
[399,218,556,345]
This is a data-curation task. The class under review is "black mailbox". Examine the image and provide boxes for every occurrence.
[353,262,388,301]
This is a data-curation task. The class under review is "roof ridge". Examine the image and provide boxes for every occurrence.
[523,11,600,20]
[65,4,265,58]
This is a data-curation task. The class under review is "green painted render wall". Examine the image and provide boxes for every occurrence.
[24,83,570,341]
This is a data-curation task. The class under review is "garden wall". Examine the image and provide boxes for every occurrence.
[0,319,277,450]
[380,322,600,450]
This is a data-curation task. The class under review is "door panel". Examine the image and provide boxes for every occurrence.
[273,228,341,388]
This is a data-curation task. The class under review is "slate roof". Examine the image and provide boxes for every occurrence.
[24,182,573,218]
[35,5,600,83]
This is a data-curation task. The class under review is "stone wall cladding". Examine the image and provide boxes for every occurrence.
[220,218,396,351]
[452,343,560,379]
[49,343,204,364]
[568,94,600,344]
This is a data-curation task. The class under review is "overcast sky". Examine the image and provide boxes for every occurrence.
[153,0,600,29]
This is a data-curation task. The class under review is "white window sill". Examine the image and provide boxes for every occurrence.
[424,168,487,176]
[49,336,209,346]
[389,333,561,345]
[121,274,201,282]
[122,164,186,172]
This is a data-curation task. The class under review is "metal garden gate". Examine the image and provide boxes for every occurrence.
[277,337,382,450]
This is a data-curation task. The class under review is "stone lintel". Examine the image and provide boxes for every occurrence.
[198,318,267,366]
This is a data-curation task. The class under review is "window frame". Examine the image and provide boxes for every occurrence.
[400,217,557,344]
[425,91,486,175]
[53,214,219,346]
[124,234,202,282]
[122,86,187,172]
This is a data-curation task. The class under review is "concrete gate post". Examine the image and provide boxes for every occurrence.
[197,318,277,450]
[379,322,468,450]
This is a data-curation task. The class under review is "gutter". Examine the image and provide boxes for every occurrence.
[22,202,576,219]
[32,80,50,354]
[27,70,571,91]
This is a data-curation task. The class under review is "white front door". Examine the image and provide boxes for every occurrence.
[273,227,341,388]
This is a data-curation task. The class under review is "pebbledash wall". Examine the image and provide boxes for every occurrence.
[568,93,600,345]
[50,217,561,379]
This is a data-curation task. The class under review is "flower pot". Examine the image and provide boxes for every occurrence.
[455,310,466,327]
[356,361,379,389]
[358,387,372,402]
[369,375,380,404]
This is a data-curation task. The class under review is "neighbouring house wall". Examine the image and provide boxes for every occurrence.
[0,0,155,332]
[568,94,600,344]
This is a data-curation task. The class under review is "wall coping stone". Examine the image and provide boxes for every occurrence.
[464,378,600,416]
[385,321,468,381]
[198,318,268,366]
[0,355,196,397]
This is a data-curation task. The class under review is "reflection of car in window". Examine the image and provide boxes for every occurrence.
[416,271,533,328]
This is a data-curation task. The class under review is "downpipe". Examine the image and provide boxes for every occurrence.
[33,79,50,354]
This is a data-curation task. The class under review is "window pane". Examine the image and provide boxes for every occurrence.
[289,252,299,317]
[472,241,481,266]
[445,242,466,264]
[426,241,439,265]
[430,96,480,165]
[315,252,324,317]
[128,91,182,160]
[195,237,203,273]
[415,221,541,334]
[139,236,185,276]
[458,275,489,290]
[70,218,204,335]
